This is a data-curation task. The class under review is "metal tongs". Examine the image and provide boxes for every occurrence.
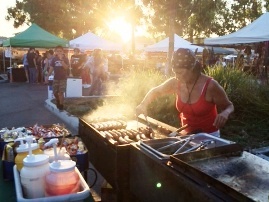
[144,114,151,128]
[174,139,216,155]
[168,124,188,137]
[158,132,196,153]
[157,137,186,152]
[136,114,154,134]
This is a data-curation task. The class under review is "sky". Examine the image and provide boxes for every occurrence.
[0,0,29,38]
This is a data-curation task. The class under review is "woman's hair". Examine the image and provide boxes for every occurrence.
[172,48,201,70]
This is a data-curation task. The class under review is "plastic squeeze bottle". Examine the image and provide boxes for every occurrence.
[43,139,70,163]
[14,136,43,171]
[44,138,80,196]
[20,136,50,199]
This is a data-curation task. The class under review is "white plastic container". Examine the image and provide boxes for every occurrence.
[44,138,79,196]
[20,136,50,199]
[66,78,82,97]
[20,155,50,198]
[14,165,90,202]
[48,75,54,99]
[45,160,80,196]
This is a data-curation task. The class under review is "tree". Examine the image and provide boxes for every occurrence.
[6,0,95,39]
[141,0,228,41]
[5,0,143,40]
[5,0,267,42]
[222,0,263,34]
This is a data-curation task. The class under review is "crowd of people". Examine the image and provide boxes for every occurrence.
[203,42,269,79]
[22,47,108,85]
[22,48,55,84]
[22,46,109,110]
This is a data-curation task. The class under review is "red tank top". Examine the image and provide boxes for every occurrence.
[176,78,218,133]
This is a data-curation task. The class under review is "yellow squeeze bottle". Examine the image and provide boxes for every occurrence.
[14,136,43,171]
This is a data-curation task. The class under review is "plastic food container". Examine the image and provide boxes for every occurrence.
[14,165,90,202]
[45,160,79,196]
[20,154,50,198]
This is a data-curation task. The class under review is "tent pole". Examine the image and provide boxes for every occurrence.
[9,46,12,68]
[2,48,5,73]
[9,46,13,83]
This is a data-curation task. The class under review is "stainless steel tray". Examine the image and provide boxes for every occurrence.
[138,133,233,160]
[139,137,181,160]
[170,144,269,202]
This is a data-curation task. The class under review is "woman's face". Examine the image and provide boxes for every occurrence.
[172,67,192,81]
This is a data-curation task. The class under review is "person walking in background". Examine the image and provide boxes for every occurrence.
[81,53,91,88]
[35,50,43,83]
[70,48,84,77]
[48,46,69,111]
[41,51,48,84]
[88,49,106,96]
[27,47,37,83]
[84,50,95,86]
[43,49,54,84]
[22,50,29,83]
[103,53,109,75]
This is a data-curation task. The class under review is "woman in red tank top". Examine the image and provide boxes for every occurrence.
[136,48,234,137]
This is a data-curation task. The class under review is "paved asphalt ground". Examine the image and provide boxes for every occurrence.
[0,81,102,201]
[0,82,77,133]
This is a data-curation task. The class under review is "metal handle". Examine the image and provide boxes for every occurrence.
[144,114,151,128]
[157,138,185,152]
[173,137,193,154]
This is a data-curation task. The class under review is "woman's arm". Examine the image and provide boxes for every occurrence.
[208,79,234,128]
[136,78,177,116]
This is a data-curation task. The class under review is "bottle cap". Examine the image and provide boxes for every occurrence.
[22,136,49,167]
[23,154,49,167]
[50,160,76,172]
[15,136,38,153]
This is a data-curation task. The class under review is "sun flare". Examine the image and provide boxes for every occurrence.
[107,17,132,43]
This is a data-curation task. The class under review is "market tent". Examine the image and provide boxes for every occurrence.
[204,46,236,55]
[204,12,269,45]
[69,32,121,51]
[144,34,204,52]
[2,23,69,48]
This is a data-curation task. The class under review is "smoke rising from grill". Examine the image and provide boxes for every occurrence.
[82,69,173,123]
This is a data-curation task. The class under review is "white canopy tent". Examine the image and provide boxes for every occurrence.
[204,12,269,45]
[69,32,122,51]
[144,34,204,53]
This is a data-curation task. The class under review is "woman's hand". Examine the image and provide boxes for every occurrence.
[213,111,230,129]
[136,103,147,117]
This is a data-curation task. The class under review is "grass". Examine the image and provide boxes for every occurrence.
[60,67,269,150]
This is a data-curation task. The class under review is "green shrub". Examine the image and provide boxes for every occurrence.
[204,66,269,148]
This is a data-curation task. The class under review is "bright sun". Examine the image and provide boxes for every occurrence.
[107,17,132,43]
